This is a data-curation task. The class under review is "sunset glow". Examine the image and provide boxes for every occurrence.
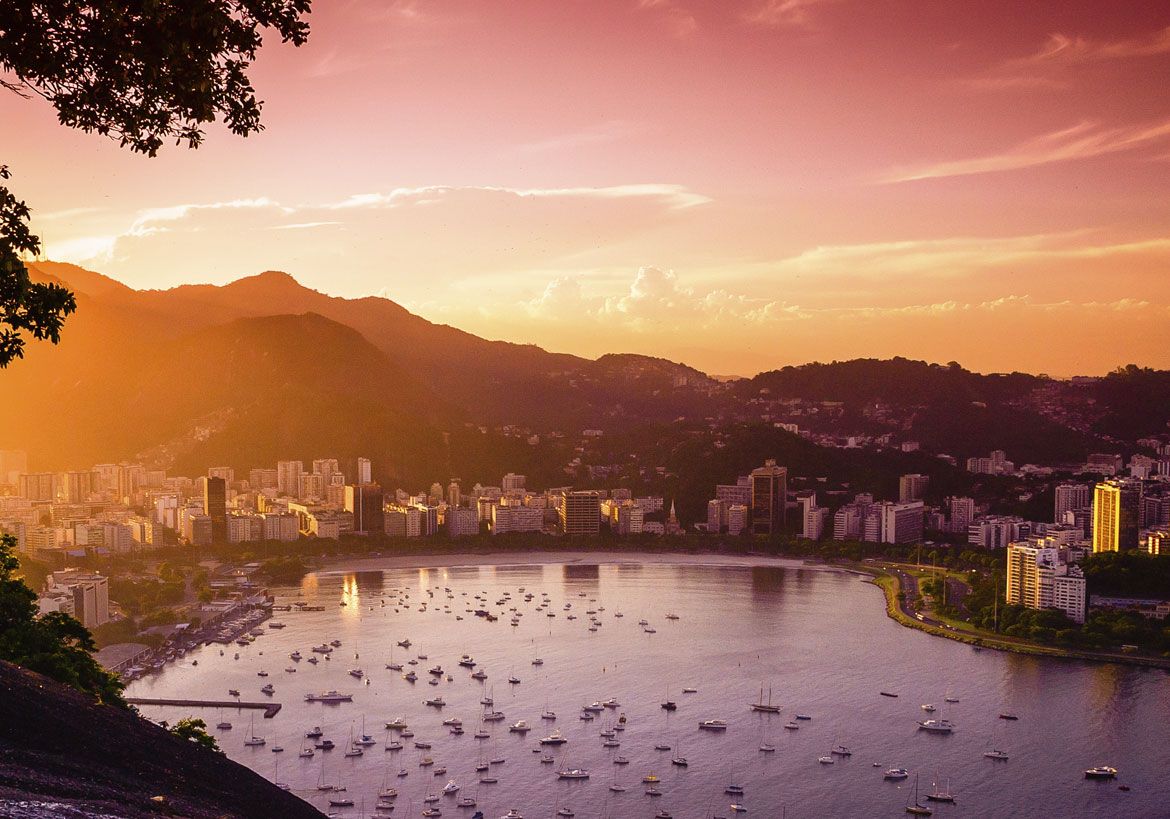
[5,0,1170,374]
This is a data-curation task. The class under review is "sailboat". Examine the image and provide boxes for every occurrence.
[750,684,781,713]
[661,685,677,711]
[243,713,265,746]
[906,773,933,815]
[926,775,955,803]
[273,756,289,791]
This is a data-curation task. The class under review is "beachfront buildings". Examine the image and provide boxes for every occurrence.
[1005,539,1087,624]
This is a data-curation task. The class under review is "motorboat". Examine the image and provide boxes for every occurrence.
[917,719,955,734]
[540,730,568,745]
[998,713,1019,721]
[699,720,728,731]
[216,722,232,730]
[642,774,660,783]
[583,702,604,713]
[983,749,1009,760]
[471,670,487,680]
[557,769,590,779]
[1084,766,1118,779]
[482,711,505,722]
[509,720,530,733]
[832,745,852,756]
[458,655,476,668]
[818,755,835,764]
[227,689,240,697]
[725,784,744,794]
[304,690,353,703]
[921,704,936,712]
[385,717,408,730]
[885,768,910,780]
[442,780,460,794]
[260,684,275,695]
[349,668,364,678]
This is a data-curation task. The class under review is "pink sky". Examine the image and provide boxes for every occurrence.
[4,0,1169,375]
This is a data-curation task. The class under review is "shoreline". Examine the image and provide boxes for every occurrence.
[298,548,1170,670]
[857,565,1170,670]
[307,549,825,576]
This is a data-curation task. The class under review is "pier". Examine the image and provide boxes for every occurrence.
[127,697,282,718]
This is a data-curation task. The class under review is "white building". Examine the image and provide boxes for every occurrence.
[726,504,748,536]
[1005,540,1086,624]
[357,457,372,485]
[492,504,544,535]
[276,460,304,497]
[798,494,827,541]
[447,507,479,538]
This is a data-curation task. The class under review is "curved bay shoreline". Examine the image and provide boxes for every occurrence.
[299,548,1170,671]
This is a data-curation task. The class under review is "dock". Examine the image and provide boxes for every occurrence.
[127,697,282,718]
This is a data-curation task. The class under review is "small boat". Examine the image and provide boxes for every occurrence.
[329,639,342,647]
[257,670,269,677]
[917,720,955,734]
[348,668,364,678]
[795,714,812,720]
[329,797,355,807]
[642,774,660,783]
[385,717,408,730]
[884,768,910,780]
[509,720,530,733]
[681,687,697,694]
[228,689,240,697]
[880,691,899,698]
[818,755,835,764]
[424,696,445,707]
[260,683,275,695]
[304,690,353,703]
[540,730,568,745]
[750,685,781,713]
[699,720,728,731]
[832,745,852,756]
[902,772,933,815]
[441,780,460,794]
[944,696,960,703]
[784,722,799,730]
[541,710,557,720]
[999,713,1019,721]
[926,777,956,803]
[983,749,1009,760]
[921,704,936,712]
[1085,766,1118,779]
[557,768,590,779]
[471,669,487,680]
[216,722,232,730]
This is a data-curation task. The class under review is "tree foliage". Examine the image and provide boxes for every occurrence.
[169,717,221,753]
[0,534,126,705]
[0,0,312,366]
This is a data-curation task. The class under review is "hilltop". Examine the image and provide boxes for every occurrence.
[0,660,323,818]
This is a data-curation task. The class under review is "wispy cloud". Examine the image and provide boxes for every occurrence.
[518,121,638,153]
[636,0,698,38]
[743,0,831,29]
[877,118,1170,183]
[969,25,1170,90]
[327,184,711,211]
[269,221,343,231]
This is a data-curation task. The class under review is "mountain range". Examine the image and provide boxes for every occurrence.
[3,263,1166,495]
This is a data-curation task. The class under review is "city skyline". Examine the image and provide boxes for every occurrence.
[5,1,1170,375]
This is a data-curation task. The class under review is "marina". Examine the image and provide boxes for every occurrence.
[126,559,1169,817]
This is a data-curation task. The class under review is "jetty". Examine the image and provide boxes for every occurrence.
[127,697,282,718]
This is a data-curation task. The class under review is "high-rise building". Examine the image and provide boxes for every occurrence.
[798,494,827,541]
[18,473,55,502]
[207,466,235,484]
[946,496,976,534]
[202,476,228,543]
[447,480,461,508]
[502,473,527,491]
[1054,483,1091,524]
[357,457,372,485]
[312,459,341,489]
[345,484,385,535]
[249,468,279,491]
[446,507,478,538]
[559,490,600,536]
[706,499,728,534]
[726,504,748,536]
[898,473,929,503]
[714,479,751,507]
[879,501,924,544]
[61,471,94,503]
[1092,480,1141,553]
[749,460,787,535]
[1005,541,1086,624]
[276,460,304,497]
[833,504,863,541]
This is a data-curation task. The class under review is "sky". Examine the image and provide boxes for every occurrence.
[4,0,1170,376]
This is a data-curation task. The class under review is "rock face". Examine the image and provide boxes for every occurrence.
[0,661,323,818]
